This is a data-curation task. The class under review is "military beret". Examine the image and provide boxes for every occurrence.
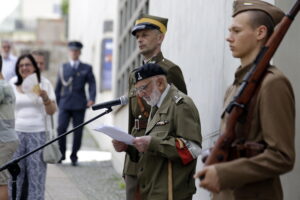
[68,41,83,50]
[134,63,167,83]
[233,0,285,26]
[131,14,168,36]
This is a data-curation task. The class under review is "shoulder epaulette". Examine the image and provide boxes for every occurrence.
[173,94,183,104]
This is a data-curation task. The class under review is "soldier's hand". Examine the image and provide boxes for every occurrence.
[194,166,220,193]
[87,100,95,108]
[112,139,128,152]
[133,136,151,153]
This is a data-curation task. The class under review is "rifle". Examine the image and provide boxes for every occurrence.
[204,1,300,167]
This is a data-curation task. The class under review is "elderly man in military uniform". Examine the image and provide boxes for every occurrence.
[194,1,295,199]
[112,14,187,199]
[115,63,202,200]
[55,41,96,166]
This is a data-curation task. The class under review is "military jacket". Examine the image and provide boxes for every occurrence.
[215,65,295,200]
[124,52,187,175]
[136,85,201,200]
[55,62,96,110]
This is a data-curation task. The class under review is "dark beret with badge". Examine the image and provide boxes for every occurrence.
[68,41,83,50]
[233,0,285,26]
[131,14,168,36]
[134,63,167,83]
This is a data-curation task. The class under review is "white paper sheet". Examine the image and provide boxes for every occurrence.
[22,73,40,94]
[94,125,134,145]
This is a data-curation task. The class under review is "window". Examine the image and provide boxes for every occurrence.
[116,0,149,97]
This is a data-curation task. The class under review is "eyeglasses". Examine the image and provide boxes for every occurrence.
[19,63,33,68]
[134,80,152,94]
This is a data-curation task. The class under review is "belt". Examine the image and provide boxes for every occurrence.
[134,119,148,130]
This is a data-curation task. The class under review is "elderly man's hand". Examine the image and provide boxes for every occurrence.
[194,166,221,193]
[112,140,128,152]
[133,136,151,152]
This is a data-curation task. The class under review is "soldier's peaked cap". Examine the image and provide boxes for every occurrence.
[134,63,167,83]
[68,41,83,50]
[233,0,285,26]
[131,14,168,36]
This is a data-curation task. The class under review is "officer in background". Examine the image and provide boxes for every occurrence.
[194,1,295,199]
[55,41,96,166]
[112,14,187,199]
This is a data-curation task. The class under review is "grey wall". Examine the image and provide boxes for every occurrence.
[274,1,300,200]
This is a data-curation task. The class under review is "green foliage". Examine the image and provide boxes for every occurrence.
[61,0,69,16]
[118,181,126,190]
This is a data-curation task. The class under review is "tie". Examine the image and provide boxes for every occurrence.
[150,106,158,120]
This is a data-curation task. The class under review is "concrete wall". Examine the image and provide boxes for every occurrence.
[68,0,118,153]
[273,1,300,200]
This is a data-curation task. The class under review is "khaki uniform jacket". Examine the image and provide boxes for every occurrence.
[137,85,202,200]
[124,52,187,176]
[215,65,295,200]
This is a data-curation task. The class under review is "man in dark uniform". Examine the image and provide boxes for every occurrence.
[112,14,187,199]
[55,41,96,166]
[194,1,295,199]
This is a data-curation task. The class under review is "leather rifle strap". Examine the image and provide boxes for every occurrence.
[240,72,269,140]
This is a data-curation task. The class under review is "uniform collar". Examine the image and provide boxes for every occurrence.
[156,84,170,108]
[69,60,80,68]
[233,64,253,85]
[234,62,273,85]
[144,51,164,64]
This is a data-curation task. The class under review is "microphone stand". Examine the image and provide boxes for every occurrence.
[0,108,113,200]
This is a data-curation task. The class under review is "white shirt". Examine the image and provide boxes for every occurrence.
[69,60,80,69]
[2,54,17,81]
[10,76,56,133]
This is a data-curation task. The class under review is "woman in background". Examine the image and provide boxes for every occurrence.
[9,54,56,200]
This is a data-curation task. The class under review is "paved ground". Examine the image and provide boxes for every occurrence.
[45,129,126,200]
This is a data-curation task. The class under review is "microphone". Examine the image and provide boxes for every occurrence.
[92,96,128,110]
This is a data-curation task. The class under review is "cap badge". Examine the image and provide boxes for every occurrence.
[243,2,253,6]
[137,72,143,80]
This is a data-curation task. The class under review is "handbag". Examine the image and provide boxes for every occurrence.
[43,115,62,164]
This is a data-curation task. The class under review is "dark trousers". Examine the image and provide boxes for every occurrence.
[57,108,86,162]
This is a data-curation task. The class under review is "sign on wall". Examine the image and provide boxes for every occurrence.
[100,38,113,91]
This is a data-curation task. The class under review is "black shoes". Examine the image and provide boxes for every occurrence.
[57,156,65,164]
[71,160,78,166]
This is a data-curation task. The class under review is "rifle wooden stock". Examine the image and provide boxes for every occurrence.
[205,0,300,166]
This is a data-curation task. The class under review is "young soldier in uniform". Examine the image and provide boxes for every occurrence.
[55,41,96,166]
[112,14,187,200]
[117,63,202,200]
[194,1,295,199]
